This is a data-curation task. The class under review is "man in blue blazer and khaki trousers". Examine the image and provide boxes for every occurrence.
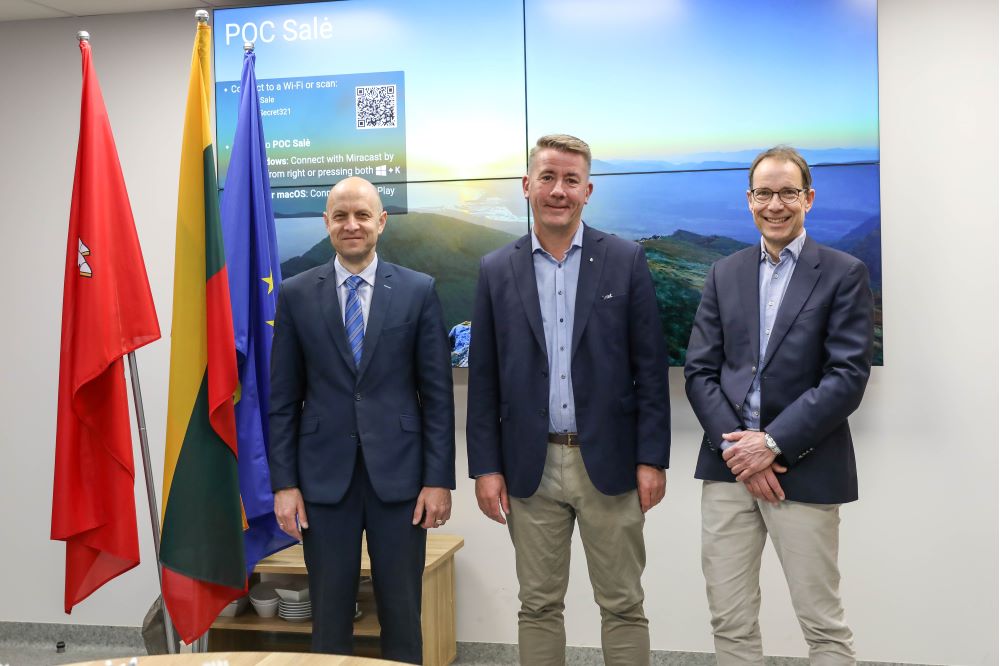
[467,134,671,665]
[685,146,874,665]
[269,177,455,663]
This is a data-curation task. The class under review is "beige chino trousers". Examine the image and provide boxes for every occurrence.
[702,480,855,666]
[507,442,650,666]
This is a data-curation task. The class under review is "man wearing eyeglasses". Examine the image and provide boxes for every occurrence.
[685,146,874,664]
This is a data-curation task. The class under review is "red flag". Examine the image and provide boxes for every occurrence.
[51,38,161,613]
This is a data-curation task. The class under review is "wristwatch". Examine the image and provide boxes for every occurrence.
[764,432,782,456]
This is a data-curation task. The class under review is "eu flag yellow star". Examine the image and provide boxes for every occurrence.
[261,272,274,294]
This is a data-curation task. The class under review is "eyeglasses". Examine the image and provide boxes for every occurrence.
[750,187,807,204]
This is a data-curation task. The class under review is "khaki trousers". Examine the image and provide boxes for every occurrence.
[507,443,650,666]
[701,481,855,666]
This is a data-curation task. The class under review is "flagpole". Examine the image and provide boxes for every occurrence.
[190,11,213,655]
[126,348,177,655]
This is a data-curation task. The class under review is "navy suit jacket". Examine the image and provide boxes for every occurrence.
[684,236,874,504]
[467,225,671,498]
[268,258,455,505]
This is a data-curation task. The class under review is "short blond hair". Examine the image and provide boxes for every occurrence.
[528,134,592,172]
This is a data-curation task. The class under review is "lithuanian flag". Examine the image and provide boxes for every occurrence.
[160,18,246,644]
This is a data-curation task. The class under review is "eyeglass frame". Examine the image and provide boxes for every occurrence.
[749,187,809,205]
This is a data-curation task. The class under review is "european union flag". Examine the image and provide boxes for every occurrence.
[220,46,296,575]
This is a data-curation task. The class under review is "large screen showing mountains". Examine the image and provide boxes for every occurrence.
[214,0,882,366]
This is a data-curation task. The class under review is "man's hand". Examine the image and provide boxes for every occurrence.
[722,430,777,481]
[742,463,789,504]
[475,473,511,525]
[274,488,308,541]
[412,487,452,529]
[636,464,666,513]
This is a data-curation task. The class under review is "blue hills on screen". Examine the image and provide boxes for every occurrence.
[278,209,883,367]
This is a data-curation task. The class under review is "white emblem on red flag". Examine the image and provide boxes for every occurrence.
[78,238,92,277]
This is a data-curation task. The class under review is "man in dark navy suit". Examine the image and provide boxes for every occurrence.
[467,134,671,665]
[269,177,455,663]
[685,146,874,665]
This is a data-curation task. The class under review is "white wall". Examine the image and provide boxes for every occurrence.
[0,1,996,664]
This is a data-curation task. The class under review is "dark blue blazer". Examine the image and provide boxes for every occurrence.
[268,258,455,504]
[466,225,671,498]
[684,236,874,504]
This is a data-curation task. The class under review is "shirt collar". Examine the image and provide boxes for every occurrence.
[760,229,806,264]
[334,253,379,287]
[531,222,585,256]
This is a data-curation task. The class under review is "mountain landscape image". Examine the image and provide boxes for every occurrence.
[278,205,884,367]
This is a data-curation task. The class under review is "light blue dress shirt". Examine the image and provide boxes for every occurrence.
[334,253,378,328]
[725,231,806,447]
[531,224,584,434]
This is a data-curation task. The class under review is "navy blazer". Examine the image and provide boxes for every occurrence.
[467,225,671,498]
[268,258,455,505]
[684,236,874,504]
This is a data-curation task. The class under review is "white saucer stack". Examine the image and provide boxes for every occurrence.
[276,583,312,622]
[278,598,312,622]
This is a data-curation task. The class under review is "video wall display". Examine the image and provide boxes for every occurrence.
[215,0,882,366]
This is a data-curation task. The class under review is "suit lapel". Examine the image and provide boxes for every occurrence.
[510,235,547,356]
[356,261,393,381]
[761,237,821,370]
[571,225,606,357]
[318,259,357,374]
[737,246,761,365]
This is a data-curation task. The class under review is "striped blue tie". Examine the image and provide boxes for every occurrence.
[344,275,365,367]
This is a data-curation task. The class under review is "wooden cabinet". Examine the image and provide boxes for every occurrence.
[209,534,464,666]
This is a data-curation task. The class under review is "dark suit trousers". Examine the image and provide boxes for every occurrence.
[302,452,427,663]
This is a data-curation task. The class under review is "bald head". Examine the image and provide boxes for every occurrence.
[327,176,384,215]
[323,176,387,273]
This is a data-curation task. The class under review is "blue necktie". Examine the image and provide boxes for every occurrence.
[344,275,365,367]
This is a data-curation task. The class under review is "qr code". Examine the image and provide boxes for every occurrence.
[356,84,397,129]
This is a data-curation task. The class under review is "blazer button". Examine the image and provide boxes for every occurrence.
[350,432,358,439]
[354,392,362,401]
[539,408,548,417]
[541,369,548,377]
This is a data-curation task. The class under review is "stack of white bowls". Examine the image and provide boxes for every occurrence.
[249,582,279,618]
